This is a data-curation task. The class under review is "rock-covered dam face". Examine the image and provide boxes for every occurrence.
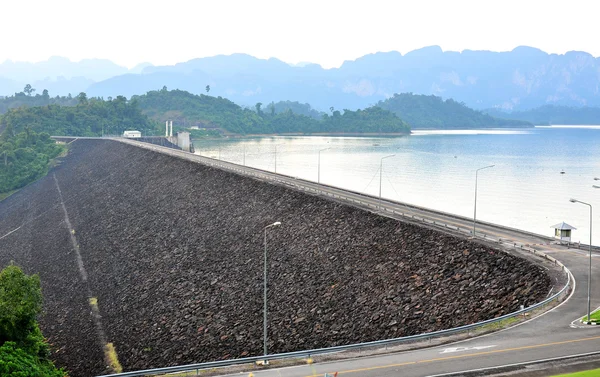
[0,140,551,376]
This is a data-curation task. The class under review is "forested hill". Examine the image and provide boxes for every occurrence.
[0,94,157,137]
[377,93,532,129]
[0,87,77,114]
[268,100,325,119]
[133,89,410,135]
[484,105,600,125]
[132,89,263,133]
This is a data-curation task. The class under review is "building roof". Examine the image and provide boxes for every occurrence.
[550,222,577,230]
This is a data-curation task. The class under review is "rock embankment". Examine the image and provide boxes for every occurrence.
[0,140,551,376]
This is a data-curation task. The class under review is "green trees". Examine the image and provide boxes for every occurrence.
[0,129,65,194]
[267,100,324,119]
[133,89,265,134]
[0,264,65,376]
[0,89,76,115]
[23,85,35,97]
[484,105,600,125]
[0,342,65,377]
[133,88,410,135]
[0,265,42,351]
[377,93,531,129]
[1,97,158,137]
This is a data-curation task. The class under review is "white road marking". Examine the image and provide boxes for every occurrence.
[440,345,496,354]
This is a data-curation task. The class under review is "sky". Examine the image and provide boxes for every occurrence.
[2,0,599,69]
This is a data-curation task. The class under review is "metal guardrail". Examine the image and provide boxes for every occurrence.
[97,267,572,377]
[95,139,573,377]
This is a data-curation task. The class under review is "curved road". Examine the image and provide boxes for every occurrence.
[114,138,600,376]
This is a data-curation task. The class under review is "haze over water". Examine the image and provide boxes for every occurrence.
[194,126,600,245]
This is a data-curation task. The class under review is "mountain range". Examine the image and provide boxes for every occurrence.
[0,57,151,97]
[2,46,600,112]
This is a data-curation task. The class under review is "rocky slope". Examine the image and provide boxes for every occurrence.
[0,140,551,376]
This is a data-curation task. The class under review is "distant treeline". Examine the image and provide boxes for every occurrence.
[484,105,600,125]
[0,92,158,195]
[1,93,157,137]
[0,85,77,114]
[377,93,532,129]
[134,88,410,135]
[266,100,325,119]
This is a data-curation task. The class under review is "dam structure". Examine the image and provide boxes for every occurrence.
[0,138,569,376]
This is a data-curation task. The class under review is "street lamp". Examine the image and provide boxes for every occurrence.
[318,148,330,184]
[274,145,278,173]
[570,198,593,324]
[379,154,395,209]
[473,165,495,238]
[263,221,281,361]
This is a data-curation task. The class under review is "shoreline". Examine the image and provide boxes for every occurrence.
[191,127,535,140]
[225,132,411,138]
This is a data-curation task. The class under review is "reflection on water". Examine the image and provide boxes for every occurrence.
[194,127,600,245]
[411,129,532,135]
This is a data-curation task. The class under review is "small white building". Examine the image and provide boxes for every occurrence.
[123,130,142,138]
[551,222,576,242]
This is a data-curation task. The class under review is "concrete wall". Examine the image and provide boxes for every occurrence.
[176,132,191,152]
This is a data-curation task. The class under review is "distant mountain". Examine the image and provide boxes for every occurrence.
[0,56,129,82]
[377,93,531,129]
[4,47,600,112]
[130,62,153,74]
[484,105,600,125]
[0,57,154,96]
[84,47,600,111]
[0,77,20,96]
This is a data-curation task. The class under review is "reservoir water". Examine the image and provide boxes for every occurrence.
[193,126,600,245]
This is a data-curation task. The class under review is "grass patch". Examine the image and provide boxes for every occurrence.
[104,343,123,373]
[582,308,600,323]
[0,189,18,201]
[476,315,521,332]
[551,368,600,376]
[88,297,98,308]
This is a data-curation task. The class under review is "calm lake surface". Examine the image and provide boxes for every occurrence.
[194,126,600,245]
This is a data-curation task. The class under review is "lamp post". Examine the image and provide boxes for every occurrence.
[274,145,277,173]
[570,198,593,324]
[263,221,281,361]
[243,145,246,166]
[318,148,330,184]
[473,165,495,238]
[379,154,395,209]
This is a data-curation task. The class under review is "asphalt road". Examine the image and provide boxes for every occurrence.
[114,138,600,376]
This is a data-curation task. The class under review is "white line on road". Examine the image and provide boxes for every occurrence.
[440,345,496,354]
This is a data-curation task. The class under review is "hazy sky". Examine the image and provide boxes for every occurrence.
[2,0,598,68]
